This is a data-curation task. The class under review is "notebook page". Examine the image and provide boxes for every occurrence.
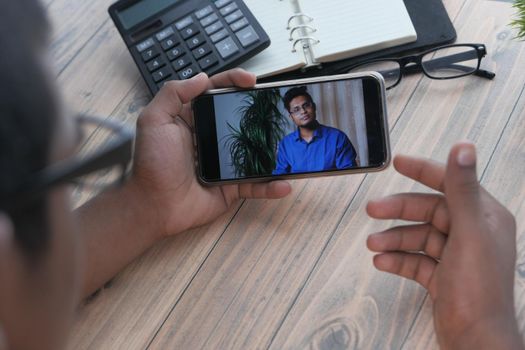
[300,0,417,63]
[239,0,307,78]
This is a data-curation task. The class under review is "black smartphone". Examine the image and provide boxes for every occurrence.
[192,72,390,185]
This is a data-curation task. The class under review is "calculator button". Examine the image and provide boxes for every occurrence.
[219,2,238,16]
[166,46,184,61]
[186,34,206,50]
[230,17,249,32]
[200,13,218,27]
[161,36,178,51]
[147,57,166,72]
[178,64,199,80]
[152,67,172,82]
[192,43,212,59]
[236,25,259,47]
[198,54,219,70]
[172,55,192,70]
[141,47,160,62]
[136,38,155,52]
[205,21,224,35]
[215,37,239,59]
[225,10,243,24]
[175,16,193,30]
[155,26,175,41]
[180,24,200,40]
[195,5,213,19]
[214,0,232,9]
[210,28,228,43]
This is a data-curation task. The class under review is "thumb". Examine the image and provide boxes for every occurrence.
[140,73,209,125]
[444,142,480,219]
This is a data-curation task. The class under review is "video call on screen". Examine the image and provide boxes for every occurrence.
[209,79,378,180]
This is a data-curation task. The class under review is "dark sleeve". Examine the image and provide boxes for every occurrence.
[273,140,291,175]
[336,132,356,168]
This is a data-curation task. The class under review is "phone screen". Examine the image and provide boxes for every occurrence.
[193,74,389,184]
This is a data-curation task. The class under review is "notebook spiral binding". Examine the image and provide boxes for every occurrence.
[286,13,313,30]
[287,13,319,53]
[291,37,319,52]
[288,25,316,41]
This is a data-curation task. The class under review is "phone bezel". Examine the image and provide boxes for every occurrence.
[192,72,391,185]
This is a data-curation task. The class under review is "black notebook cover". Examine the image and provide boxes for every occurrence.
[260,0,457,81]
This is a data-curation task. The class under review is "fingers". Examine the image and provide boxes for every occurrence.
[208,68,256,89]
[393,154,446,192]
[372,252,437,299]
[139,69,255,128]
[239,181,292,199]
[367,193,449,233]
[442,143,483,239]
[139,73,209,126]
[221,181,292,203]
[444,142,480,206]
[367,224,446,260]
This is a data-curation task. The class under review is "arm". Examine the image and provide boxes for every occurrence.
[272,140,291,175]
[335,133,356,168]
[366,143,523,349]
[77,70,292,297]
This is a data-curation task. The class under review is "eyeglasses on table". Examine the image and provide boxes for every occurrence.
[343,43,496,89]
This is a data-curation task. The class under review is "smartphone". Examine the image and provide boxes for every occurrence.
[192,72,390,185]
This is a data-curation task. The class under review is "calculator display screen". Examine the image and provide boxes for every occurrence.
[117,0,181,29]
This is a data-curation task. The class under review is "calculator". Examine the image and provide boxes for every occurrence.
[108,0,270,94]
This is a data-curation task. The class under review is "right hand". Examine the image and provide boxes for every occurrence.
[366,143,522,349]
[128,70,291,238]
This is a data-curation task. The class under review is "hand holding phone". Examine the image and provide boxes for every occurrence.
[128,70,291,238]
[192,72,391,184]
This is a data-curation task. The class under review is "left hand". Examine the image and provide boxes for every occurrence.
[128,69,292,237]
[366,144,520,349]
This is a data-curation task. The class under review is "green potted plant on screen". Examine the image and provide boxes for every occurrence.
[225,89,287,177]
[512,0,525,38]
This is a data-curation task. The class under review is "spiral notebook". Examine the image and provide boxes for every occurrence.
[239,0,417,78]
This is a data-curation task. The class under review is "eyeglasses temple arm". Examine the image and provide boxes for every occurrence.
[412,62,496,80]
[474,69,496,79]
[421,51,496,79]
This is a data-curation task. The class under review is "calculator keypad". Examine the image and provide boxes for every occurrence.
[132,0,267,92]
[161,37,178,51]
[141,47,160,61]
[216,37,239,59]
[200,13,219,27]
[152,67,172,82]
[146,58,166,72]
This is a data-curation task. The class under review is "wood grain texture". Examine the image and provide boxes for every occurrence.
[42,0,525,348]
[403,57,525,350]
[271,1,525,349]
[46,0,115,73]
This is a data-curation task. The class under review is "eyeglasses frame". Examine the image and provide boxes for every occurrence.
[344,43,496,90]
[0,114,134,211]
[289,101,314,116]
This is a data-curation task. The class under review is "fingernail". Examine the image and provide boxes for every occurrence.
[367,197,380,204]
[457,145,476,167]
[194,72,208,79]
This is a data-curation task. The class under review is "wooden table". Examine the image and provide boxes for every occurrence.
[44,0,525,348]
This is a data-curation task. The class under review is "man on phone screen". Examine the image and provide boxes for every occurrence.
[273,86,357,175]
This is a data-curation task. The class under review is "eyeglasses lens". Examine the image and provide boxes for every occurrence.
[422,46,479,79]
[347,60,401,89]
[71,119,126,204]
[291,102,312,115]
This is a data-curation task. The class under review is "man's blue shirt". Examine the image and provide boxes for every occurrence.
[273,124,356,175]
